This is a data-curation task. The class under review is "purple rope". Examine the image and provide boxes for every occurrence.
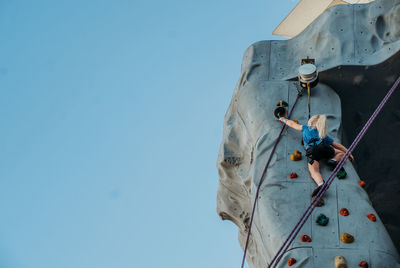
[269,75,400,268]
[240,92,301,268]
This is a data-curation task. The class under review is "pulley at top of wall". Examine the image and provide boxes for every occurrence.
[298,63,319,89]
[298,58,319,119]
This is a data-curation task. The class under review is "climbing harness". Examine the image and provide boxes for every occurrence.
[240,87,302,268]
[267,75,400,268]
[304,138,320,165]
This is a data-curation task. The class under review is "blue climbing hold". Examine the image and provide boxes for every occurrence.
[316,214,329,226]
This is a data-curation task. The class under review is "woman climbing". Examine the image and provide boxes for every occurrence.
[279,115,354,199]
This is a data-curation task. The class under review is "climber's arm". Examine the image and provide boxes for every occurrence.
[332,141,354,161]
[279,117,302,131]
[332,142,347,152]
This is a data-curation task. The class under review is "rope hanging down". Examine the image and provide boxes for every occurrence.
[307,83,311,119]
[240,89,302,268]
[268,75,400,268]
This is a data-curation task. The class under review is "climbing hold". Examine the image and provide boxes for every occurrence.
[300,234,312,242]
[315,198,324,207]
[289,172,298,179]
[359,261,369,268]
[340,208,349,216]
[292,120,299,124]
[274,100,288,118]
[334,256,347,268]
[367,213,376,222]
[359,180,366,187]
[341,233,354,243]
[290,150,302,161]
[288,258,296,266]
[312,195,325,207]
[316,214,329,226]
[336,169,347,179]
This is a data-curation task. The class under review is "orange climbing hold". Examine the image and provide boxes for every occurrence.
[290,150,302,161]
[359,180,366,187]
[289,172,298,179]
[367,213,376,222]
[341,233,354,243]
[288,258,296,266]
[300,234,311,242]
[340,208,349,216]
[359,261,369,268]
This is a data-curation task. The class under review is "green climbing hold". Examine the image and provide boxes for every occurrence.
[316,214,329,226]
[337,168,347,179]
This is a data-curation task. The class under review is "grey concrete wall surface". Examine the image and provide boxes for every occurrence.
[216,0,400,267]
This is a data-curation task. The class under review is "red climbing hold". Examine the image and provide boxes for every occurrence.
[359,180,366,187]
[288,258,296,266]
[289,173,298,179]
[367,214,376,222]
[340,208,349,216]
[300,234,311,242]
[359,261,369,267]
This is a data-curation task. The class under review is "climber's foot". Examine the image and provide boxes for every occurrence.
[312,196,325,207]
[327,159,338,170]
[311,184,324,198]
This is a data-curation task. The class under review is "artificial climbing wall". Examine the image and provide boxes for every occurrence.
[217,0,400,266]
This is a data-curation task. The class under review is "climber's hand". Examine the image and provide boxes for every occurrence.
[279,117,286,123]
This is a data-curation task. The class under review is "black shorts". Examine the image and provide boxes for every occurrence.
[306,143,335,164]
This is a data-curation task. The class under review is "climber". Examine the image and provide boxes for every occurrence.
[279,114,354,199]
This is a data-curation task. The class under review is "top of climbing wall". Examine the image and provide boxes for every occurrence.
[273,0,374,38]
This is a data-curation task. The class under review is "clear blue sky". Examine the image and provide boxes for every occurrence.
[0,1,295,267]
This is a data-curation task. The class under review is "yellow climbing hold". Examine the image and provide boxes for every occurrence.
[334,256,347,268]
[290,150,302,161]
[292,120,299,124]
[341,233,354,243]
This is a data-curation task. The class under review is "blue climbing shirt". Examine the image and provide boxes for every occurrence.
[302,125,333,149]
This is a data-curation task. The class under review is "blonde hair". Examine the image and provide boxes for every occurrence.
[308,115,328,139]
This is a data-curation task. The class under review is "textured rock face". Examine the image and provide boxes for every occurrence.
[217,0,400,267]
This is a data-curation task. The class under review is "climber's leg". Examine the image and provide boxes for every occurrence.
[308,161,323,185]
[327,148,347,179]
[333,148,344,161]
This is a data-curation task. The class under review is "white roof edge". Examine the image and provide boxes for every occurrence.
[272,0,374,38]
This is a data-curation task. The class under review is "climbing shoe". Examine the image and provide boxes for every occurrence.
[311,184,323,198]
[327,159,337,170]
[313,197,324,207]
